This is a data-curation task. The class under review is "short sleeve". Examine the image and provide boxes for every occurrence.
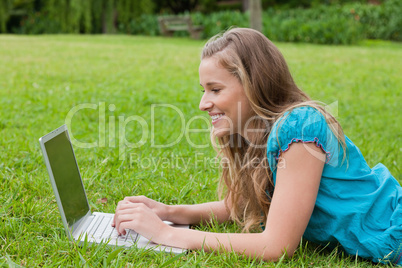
[267,106,340,174]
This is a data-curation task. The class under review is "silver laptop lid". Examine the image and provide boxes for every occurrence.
[39,125,91,238]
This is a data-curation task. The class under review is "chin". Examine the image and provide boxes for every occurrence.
[212,128,231,138]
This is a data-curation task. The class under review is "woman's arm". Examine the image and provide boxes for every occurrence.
[113,143,325,261]
[165,200,231,225]
[114,196,231,225]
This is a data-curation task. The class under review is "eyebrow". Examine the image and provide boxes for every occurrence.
[200,81,222,87]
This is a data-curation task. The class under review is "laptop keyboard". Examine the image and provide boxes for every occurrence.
[87,215,138,243]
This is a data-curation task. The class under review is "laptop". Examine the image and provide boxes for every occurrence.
[39,124,188,254]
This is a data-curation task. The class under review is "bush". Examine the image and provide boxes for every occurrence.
[192,1,400,44]
[192,10,249,39]
[118,14,160,36]
[263,6,364,45]
[341,0,402,41]
[190,7,364,44]
[8,1,401,44]
[14,12,62,34]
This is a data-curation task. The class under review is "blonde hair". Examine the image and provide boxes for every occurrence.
[201,28,346,232]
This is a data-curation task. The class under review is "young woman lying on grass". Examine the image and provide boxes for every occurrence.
[112,28,402,265]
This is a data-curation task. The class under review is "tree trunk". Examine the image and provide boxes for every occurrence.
[103,0,116,34]
[242,0,249,11]
[249,0,262,33]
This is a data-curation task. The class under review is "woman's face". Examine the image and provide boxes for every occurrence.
[199,56,254,138]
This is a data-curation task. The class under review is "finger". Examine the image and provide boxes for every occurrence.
[118,222,134,236]
[113,204,139,229]
[115,214,137,235]
[124,195,148,203]
[112,205,121,227]
[113,199,133,226]
[112,200,126,226]
[118,202,147,211]
[114,207,139,233]
[117,200,130,207]
[113,200,149,229]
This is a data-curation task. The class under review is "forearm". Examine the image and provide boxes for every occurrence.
[165,200,230,225]
[160,227,288,262]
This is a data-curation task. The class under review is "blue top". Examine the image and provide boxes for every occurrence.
[266,106,402,265]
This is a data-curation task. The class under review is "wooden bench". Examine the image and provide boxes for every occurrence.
[158,16,204,39]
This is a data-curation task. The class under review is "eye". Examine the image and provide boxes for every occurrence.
[201,89,205,93]
[211,88,221,93]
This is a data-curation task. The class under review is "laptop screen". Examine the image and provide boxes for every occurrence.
[43,129,90,227]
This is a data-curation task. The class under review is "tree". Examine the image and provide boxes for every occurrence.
[242,0,248,11]
[0,0,13,32]
[249,0,262,32]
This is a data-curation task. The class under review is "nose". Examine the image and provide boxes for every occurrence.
[199,92,213,111]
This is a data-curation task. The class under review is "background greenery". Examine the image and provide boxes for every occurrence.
[0,0,401,44]
[0,34,401,266]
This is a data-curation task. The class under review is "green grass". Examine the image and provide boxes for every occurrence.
[0,34,401,267]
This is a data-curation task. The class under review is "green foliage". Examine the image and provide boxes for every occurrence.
[116,0,154,26]
[192,10,249,39]
[1,0,401,45]
[263,6,365,45]
[342,0,402,41]
[191,8,363,44]
[118,14,160,36]
[0,0,13,32]
[15,0,93,34]
[124,1,400,44]
[14,11,61,34]
[9,0,153,34]
[262,0,402,43]
[194,1,401,44]
[261,0,367,9]
[91,0,104,33]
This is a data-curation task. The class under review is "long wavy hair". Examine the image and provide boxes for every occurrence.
[201,28,346,232]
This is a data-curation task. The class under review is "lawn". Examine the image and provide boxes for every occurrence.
[0,34,401,267]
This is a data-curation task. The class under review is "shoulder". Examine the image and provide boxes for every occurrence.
[269,106,329,145]
[267,106,337,171]
[275,106,325,129]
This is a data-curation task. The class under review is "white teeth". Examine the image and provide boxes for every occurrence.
[211,114,224,121]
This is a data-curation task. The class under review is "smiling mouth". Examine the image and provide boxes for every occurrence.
[211,113,225,124]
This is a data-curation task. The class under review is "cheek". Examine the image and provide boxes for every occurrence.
[240,102,254,122]
[237,97,252,114]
